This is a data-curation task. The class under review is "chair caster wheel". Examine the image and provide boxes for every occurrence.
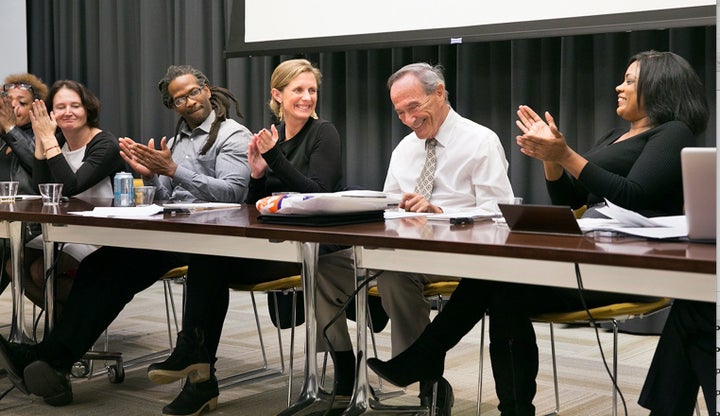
[107,363,125,384]
[70,360,90,378]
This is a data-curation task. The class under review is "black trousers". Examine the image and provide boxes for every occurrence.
[638,300,716,415]
[37,247,188,370]
[425,278,655,414]
[182,253,301,363]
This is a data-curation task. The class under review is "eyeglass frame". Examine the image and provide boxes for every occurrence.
[172,84,206,108]
[3,83,33,93]
[2,83,34,98]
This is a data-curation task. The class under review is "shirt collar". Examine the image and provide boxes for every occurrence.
[431,107,457,148]
[180,110,216,136]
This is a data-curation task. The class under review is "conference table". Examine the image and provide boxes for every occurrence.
[0,198,714,416]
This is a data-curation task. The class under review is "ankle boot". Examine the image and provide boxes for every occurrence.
[148,328,211,384]
[489,339,537,416]
[368,279,490,387]
[163,374,219,416]
[24,360,73,406]
[0,335,40,394]
[367,326,445,387]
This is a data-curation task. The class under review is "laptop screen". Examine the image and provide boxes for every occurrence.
[681,147,716,242]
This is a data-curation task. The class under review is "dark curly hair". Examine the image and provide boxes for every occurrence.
[158,65,243,155]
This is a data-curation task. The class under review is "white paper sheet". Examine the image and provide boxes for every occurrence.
[70,204,164,218]
[581,199,688,239]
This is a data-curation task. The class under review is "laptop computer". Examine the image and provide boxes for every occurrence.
[681,147,716,242]
[498,204,583,235]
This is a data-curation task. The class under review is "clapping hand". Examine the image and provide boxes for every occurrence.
[29,99,59,158]
[0,94,16,133]
[515,105,568,163]
[248,125,279,179]
[120,137,177,178]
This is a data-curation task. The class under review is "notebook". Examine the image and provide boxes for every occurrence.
[498,204,583,235]
[257,210,385,226]
[681,147,716,242]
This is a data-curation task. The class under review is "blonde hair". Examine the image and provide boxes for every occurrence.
[268,59,322,120]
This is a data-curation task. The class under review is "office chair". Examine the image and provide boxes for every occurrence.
[228,275,303,406]
[476,297,672,416]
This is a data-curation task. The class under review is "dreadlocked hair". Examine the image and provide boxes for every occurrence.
[169,86,244,155]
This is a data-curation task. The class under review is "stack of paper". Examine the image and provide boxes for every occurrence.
[577,199,687,239]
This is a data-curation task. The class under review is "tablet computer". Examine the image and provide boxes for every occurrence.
[499,203,583,235]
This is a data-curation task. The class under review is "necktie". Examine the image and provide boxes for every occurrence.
[414,138,437,200]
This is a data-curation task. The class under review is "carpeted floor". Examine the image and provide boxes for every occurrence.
[0,280,708,415]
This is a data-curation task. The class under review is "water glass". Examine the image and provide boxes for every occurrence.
[0,181,19,203]
[38,183,64,205]
[134,186,157,206]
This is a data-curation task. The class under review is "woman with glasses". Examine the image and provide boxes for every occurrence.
[22,80,125,312]
[0,74,49,195]
[0,74,49,296]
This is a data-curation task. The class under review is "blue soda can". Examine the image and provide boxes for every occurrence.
[113,172,134,206]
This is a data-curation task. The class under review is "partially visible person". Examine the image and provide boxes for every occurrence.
[0,74,49,295]
[367,51,710,416]
[316,62,514,414]
[0,74,48,194]
[145,58,343,416]
[0,64,251,408]
[23,80,125,310]
[638,299,715,415]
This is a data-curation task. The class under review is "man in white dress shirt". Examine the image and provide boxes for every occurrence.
[315,62,514,414]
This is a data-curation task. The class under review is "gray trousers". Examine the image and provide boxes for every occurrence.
[315,248,455,356]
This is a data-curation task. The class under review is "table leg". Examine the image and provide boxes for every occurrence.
[342,246,428,415]
[279,241,336,415]
[41,223,55,331]
[8,221,31,343]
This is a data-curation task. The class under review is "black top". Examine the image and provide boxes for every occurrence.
[547,121,696,217]
[246,117,344,203]
[33,130,126,196]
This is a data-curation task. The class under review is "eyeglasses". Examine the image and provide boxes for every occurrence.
[173,87,204,108]
[2,83,33,93]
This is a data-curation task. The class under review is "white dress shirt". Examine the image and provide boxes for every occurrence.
[383,108,514,213]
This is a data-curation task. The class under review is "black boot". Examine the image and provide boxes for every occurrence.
[0,334,39,394]
[163,374,219,416]
[419,377,454,416]
[489,339,537,416]
[23,360,73,406]
[368,280,489,387]
[332,350,356,396]
[148,328,211,384]
[367,326,445,387]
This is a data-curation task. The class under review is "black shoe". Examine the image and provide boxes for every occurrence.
[23,360,73,406]
[420,377,454,416]
[367,343,444,387]
[148,328,211,384]
[163,375,219,416]
[0,334,38,394]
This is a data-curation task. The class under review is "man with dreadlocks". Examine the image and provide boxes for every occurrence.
[0,65,251,408]
[118,64,250,203]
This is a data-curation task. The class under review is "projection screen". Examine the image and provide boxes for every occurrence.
[226,0,716,57]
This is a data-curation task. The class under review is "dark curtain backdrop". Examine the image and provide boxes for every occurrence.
[27,0,716,204]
